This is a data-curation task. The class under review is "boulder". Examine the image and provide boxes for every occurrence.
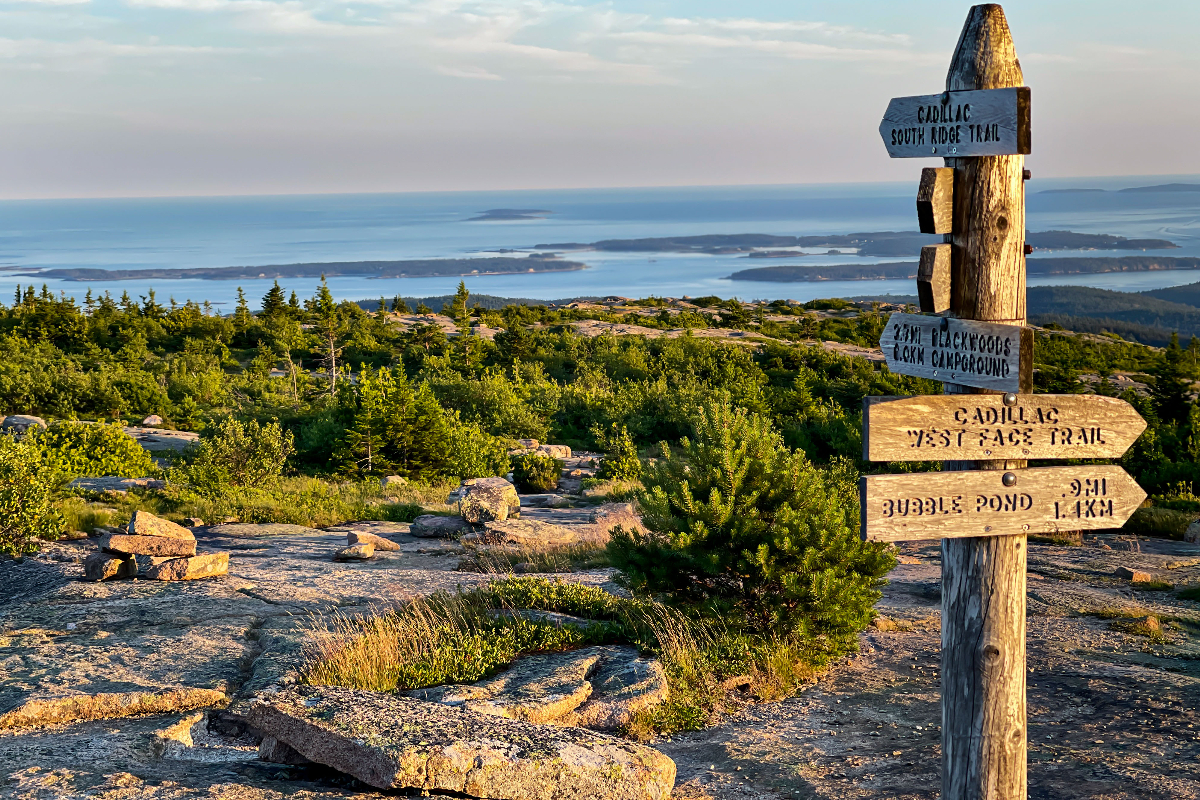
[1114,566,1154,583]
[145,553,230,581]
[348,531,401,551]
[83,552,136,582]
[411,515,474,539]
[521,494,573,509]
[141,415,164,427]
[0,415,47,434]
[564,648,670,732]
[247,685,675,799]
[333,543,374,562]
[456,477,521,524]
[183,517,205,528]
[258,736,313,766]
[1185,521,1200,544]
[100,533,197,558]
[128,510,195,541]
[132,554,173,574]
[537,444,572,459]
[516,438,540,450]
[381,475,408,489]
[470,519,580,550]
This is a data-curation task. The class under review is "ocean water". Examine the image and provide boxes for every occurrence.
[2,175,1199,309]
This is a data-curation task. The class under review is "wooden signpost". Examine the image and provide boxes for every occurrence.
[878,311,1033,392]
[864,394,1147,461]
[863,7,1149,800]
[862,465,1145,542]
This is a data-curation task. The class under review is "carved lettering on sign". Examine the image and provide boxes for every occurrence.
[860,466,1145,542]
[879,87,1031,158]
[878,312,1032,392]
[863,395,1146,461]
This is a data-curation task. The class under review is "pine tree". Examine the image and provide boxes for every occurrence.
[288,291,301,312]
[450,281,470,330]
[607,396,894,642]
[312,277,344,398]
[1152,332,1194,425]
[84,289,95,314]
[261,281,287,317]
[416,302,433,315]
[392,296,410,313]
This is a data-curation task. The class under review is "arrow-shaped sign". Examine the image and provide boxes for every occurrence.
[864,394,1146,462]
[879,312,1033,393]
[880,86,1031,158]
[860,465,1146,543]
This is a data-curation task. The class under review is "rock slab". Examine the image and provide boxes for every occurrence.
[333,543,374,561]
[128,510,195,541]
[145,553,230,581]
[1114,566,1154,583]
[348,531,401,551]
[247,685,675,800]
[412,514,475,538]
[83,552,136,582]
[100,533,197,557]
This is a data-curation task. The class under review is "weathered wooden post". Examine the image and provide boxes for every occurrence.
[942,7,1029,800]
[866,5,1148,800]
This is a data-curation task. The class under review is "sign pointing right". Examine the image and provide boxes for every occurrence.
[861,465,1146,543]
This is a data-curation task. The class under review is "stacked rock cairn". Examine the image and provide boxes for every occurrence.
[84,510,229,582]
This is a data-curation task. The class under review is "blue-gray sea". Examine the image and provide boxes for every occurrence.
[3,174,1199,309]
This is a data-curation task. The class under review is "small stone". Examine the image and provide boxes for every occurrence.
[128,510,195,542]
[141,415,164,427]
[84,552,136,581]
[410,514,474,538]
[0,415,46,434]
[183,517,205,528]
[61,530,89,541]
[347,531,400,551]
[100,534,197,558]
[145,553,230,581]
[1114,566,1153,583]
[334,543,374,562]
[380,475,407,489]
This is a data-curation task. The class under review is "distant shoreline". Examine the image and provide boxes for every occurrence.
[727,256,1200,283]
[24,256,587,282]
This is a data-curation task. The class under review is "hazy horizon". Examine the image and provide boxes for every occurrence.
[3,0,1199,200]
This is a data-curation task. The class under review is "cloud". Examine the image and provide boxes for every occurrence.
[434,63,500,80]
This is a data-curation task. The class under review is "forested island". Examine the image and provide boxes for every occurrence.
[536,230,1176,258]
[30,254,584,282]
[729,256,1200,283]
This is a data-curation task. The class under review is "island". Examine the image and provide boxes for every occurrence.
[727,256,1200,283]
[31,254,585,282]
[466,209,553,221]
[533,230,1175,259]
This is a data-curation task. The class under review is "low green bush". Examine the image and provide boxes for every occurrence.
[33,421,157,478]
[593,423,642,481]
[1125,506,1194,540]
[511,453,561,493]
[0,435,63,555]
[175,417,295,493]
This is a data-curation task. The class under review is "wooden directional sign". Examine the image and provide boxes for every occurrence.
[864,394,1147,462]
[860,465,1146,542]
[879,312,1032,393]
[880,86,1031,158]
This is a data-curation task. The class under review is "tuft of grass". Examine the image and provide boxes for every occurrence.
[1124,507,1195,541]
[1177,584,1200,602]
[1109,615,1167,642]
[580,477,642,503]
[57,497,121,534]
[458,541,611,574]
[301,576,843,739]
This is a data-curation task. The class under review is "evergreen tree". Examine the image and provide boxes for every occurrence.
[607,396,894,642]
[84,289,95,314]
[416,302,433,315]
[288,291,301,312]
[339,366,455,479]
[450,281,470,330]
[1152,332,1194,425]
[312,277,345,398]
[261,281,287,317]
[235,287,251,330]
[391,296,410,313]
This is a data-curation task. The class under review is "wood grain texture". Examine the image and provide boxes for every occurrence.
[942,7,1028,800]
[917,245,952,313]
[918,168,955,234]
[878,312,1029,392]
[863,394,1146,462]
[861,465,1145,542]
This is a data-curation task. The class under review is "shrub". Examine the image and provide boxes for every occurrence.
[593,423,642,481]
[177,417,295,494]
[443,413,509,480]
[33,420,156,478]
[1125,506,1194,540]
[0,435,63,555]
[511,452,561,493]
[607,396,894,643]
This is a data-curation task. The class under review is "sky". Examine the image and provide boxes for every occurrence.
[1,0,1198,198]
